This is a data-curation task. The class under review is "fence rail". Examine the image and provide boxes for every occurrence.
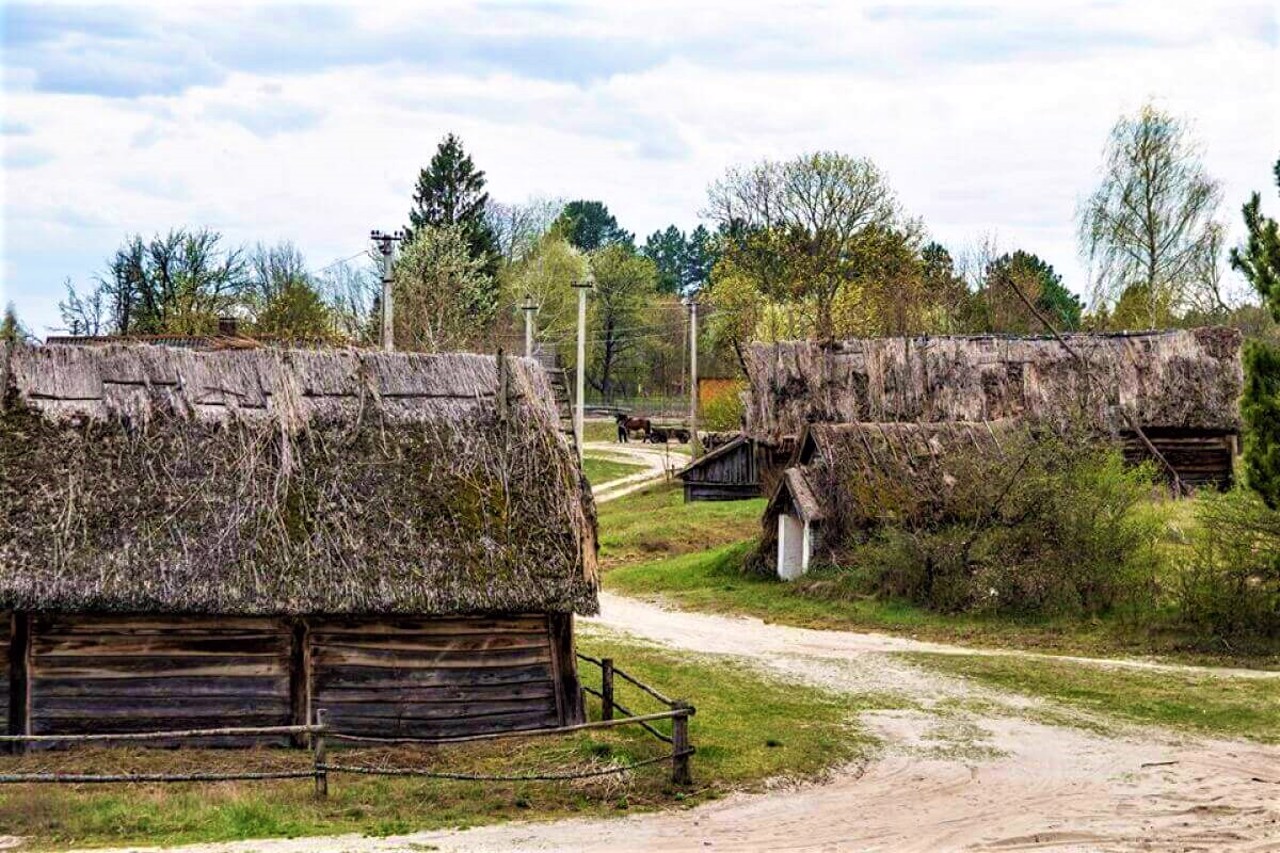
[0,658,696,793]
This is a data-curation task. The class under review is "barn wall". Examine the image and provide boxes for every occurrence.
[27,616,293,742]
[309,614,563,738]
[1121,429,1237,489]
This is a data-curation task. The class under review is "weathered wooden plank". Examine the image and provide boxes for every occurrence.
[33,637,290,657]
[313,664,554,690]
[547,612,583,727]
[32,658,288,678]
[308,699,549,720]
[307,636,552,653]
[313,683,555,703]
[310,646,551,669]
[33,697,292,719]
[32,713,292,735]
[308,616,547,636]
[34,616,289,636]
[319,708,559,738]
[33,676,290,699]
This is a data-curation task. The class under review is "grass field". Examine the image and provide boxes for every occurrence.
[905,653,1280,743]
[595,483,765,570]
[581,454,646,486]
[0,630,870,850]
[605,540,1280,668]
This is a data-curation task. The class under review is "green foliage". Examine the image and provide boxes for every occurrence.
[407,133,500,277]
[641,224,720,295]
[828,435,1159,617]
[393,224,495,351]
[1,303,29,343]
[1079,103,1222,328]
[1230,158,1280,320]
[1243,339,1280,508]
[503,235,588,343]
[699,380,745,431]
[585,244,657,396]
[253,280,334,341]
[1176,488,1280,645]
[553,200,634,252]
[976,250,1082,332]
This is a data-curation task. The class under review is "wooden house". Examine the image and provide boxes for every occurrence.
[0,343,598,742]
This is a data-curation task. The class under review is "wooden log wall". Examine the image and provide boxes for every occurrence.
[27,616,293,744]
[1121,428,1237,489]
[308,614,565,738]
[4,612,583,743]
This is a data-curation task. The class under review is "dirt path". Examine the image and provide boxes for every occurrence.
[76,594,1280,853]
[582,440,686,503]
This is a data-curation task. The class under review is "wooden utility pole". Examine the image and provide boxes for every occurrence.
[687,297,699,459]
[370,230,403,352]
[521,293,538,359]
[572,272,594,460]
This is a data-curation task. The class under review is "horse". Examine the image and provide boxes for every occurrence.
[614,412,652,443]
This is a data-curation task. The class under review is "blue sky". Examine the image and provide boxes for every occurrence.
[2,1,1277,334]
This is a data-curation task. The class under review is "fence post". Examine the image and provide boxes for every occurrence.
[671,701,692,786]
[601,658,615,722]
[313,709,328,798]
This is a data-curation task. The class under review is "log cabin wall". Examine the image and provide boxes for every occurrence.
[27,616,293,744]
[308,614,573,738]
[1121,428,1238,489]
[682,439,762,502]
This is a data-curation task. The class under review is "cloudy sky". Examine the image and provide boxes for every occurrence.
[2,1,1276,334]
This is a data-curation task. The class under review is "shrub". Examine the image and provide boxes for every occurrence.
[804,432,1161,617]
[1176,489,1280,646]
[699,381,746,432]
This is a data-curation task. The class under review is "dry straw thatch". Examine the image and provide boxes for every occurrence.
[0,343,598,616]
[744,328,1243,442]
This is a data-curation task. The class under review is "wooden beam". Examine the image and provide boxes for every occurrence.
[8,612,30,753]
[289,618,311,748]
[547,613,584,726]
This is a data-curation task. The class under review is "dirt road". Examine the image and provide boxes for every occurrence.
[582,440,686,503]
[77,593,1280,852]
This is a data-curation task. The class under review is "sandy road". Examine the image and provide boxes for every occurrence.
[582,440,688,503]
[73,593,1280,853]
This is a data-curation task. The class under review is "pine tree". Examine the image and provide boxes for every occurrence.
[1232,158,1280,507]
[407,134,500,276]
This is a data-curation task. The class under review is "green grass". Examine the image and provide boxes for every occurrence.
[605,540,1280,668]
[581,454,646,486]
[596,483,765,570]
[0,631,869,850]
[905,653,1280,743]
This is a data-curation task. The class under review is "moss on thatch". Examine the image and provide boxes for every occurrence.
[744,329,1243,441]
[0,343,598,616]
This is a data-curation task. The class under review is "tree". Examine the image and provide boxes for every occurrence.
[2,303,32,344]
[1231,157,1280,508]
[585,244,655,397]
[1231,159,1280,318]
[979,250,1083,332]
[1079,104,1223,328]
[319,259,380,344]
[706,151,906,339]
[486,197,564,265]
[504,235,589,346]
[642,225,687,294]
[59,229,247,336]
[552,201,633,252]
[684,225,718,294]
[920,242,973,330]
[393,225,493,352]
[407,134,500,277]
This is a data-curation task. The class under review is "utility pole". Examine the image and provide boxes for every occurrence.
[520,293,538,359]
[686,295,699,459]
[572,271,594,461]
[370,230,403,352]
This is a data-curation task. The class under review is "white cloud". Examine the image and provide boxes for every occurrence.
[2,0,1276,332]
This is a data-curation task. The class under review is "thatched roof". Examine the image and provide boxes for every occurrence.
[766,420,1023,530]
[0,343,598,616]
[744,328,1242,442]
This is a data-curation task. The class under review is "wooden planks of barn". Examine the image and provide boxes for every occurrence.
[679,436,762,502]
[26,616,293,745]
[1121,428,1237,489]
[309,614,579,738]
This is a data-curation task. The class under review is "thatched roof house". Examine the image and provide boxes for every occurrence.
[0,343,597,741]
[765,421,1018,578]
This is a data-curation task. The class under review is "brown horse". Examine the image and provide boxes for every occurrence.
[614,412,652,443]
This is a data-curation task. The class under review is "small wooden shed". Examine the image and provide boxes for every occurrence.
[0,343,598,742]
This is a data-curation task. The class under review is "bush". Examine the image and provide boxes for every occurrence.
[803,432,1161,618]
[1176,489,1280,646]
[699,381,746,432]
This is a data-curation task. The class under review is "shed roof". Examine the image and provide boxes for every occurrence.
[0,343,598,617]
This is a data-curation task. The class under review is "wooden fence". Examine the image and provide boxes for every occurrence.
[0,655,695,793]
